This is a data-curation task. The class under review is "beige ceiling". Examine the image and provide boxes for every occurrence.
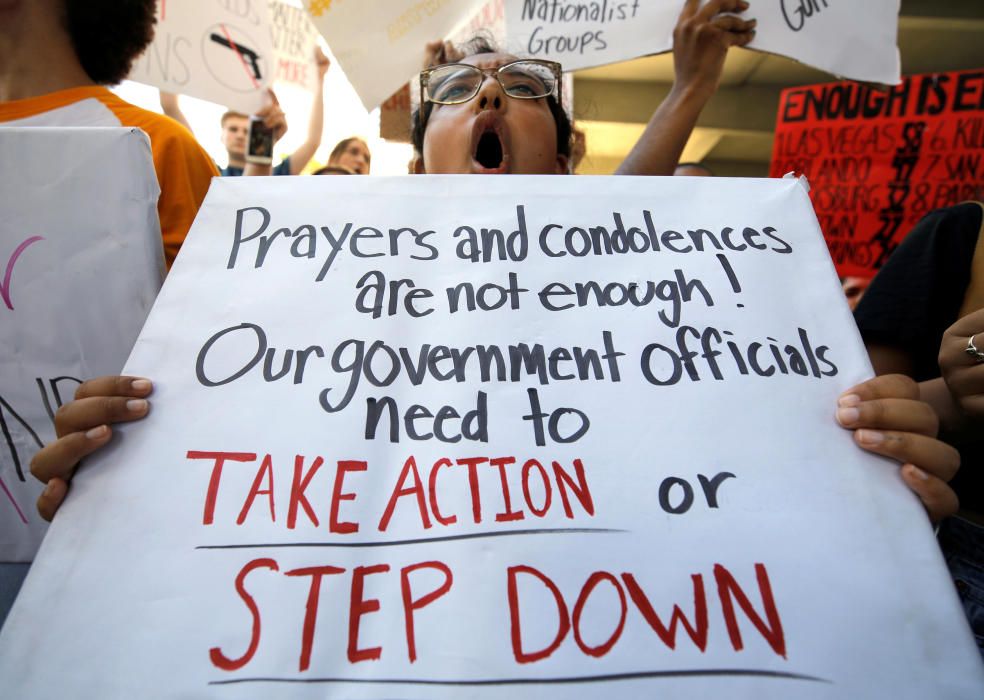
[572,0,984,175]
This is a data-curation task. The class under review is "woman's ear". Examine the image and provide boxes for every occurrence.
[555,153,570,174]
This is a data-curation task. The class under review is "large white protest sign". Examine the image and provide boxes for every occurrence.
[0,128,164,562]
[129,0,274,113]
[504,0,901,84]
[269,0,322,93]
[1,175,981,697]
[304,0,488,110]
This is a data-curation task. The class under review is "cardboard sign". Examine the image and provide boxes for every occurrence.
[304,0,487,110]
[504,0,900,84]
[770,69,984,278]
[1,176,982,698]
[269,0,321,93]
[0,127,164,562]
[129,0,274,113]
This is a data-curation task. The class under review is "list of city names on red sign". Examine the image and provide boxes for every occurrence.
[770,69,984,278]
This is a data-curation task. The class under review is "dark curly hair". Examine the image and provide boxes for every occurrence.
[62,0,157,85]
[411,36,573,164]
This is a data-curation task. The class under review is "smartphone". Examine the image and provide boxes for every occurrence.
[246,116,274,165]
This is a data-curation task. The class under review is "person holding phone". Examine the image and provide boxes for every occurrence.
[161,48,331,177]
[221,89,295,176]
[228,90,288,176]
[217,107,287,176]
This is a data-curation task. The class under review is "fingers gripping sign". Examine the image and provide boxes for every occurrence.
[30,376,153,521]
[674,0,756,98]
[835,374,960,523]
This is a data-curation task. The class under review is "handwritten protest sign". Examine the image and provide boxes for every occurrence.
[269,0,322,93]
[304,0,487,110]
[503,0,677,71]
[749,0,899,85]
[129,0,274,113]
[770,69,984,278]
[504,0,900,84]
[1,176,982,697]
[0,128,164,562]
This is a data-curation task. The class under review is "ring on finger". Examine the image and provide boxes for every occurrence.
[966,334,984,364]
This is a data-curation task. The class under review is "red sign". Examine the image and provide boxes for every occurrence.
[770,69,984,278]
[379,83,412,143]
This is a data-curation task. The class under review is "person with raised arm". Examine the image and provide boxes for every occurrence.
[160,48,331,176]
[617,0,755,176]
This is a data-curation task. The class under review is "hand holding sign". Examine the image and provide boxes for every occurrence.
[673,0,755,100]
[835,375,959,522]
[29,377,153,522]
[616,2,755,175]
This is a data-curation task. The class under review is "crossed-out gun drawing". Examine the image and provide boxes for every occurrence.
[209,32,263,81]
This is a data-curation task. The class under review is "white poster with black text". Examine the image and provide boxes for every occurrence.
[130,0,275,113]
[504,0,900,84]
[0,175,980,698]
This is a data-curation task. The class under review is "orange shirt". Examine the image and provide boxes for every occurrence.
[0,86,218,266]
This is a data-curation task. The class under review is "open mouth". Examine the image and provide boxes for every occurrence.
[475,130,504,170]
[471,113,509,173]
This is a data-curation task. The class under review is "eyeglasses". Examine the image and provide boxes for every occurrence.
[420,59,562,106]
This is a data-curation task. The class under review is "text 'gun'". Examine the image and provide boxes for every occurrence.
[209,33,263,81]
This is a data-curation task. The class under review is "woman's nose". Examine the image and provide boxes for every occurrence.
[474,75,504,111]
